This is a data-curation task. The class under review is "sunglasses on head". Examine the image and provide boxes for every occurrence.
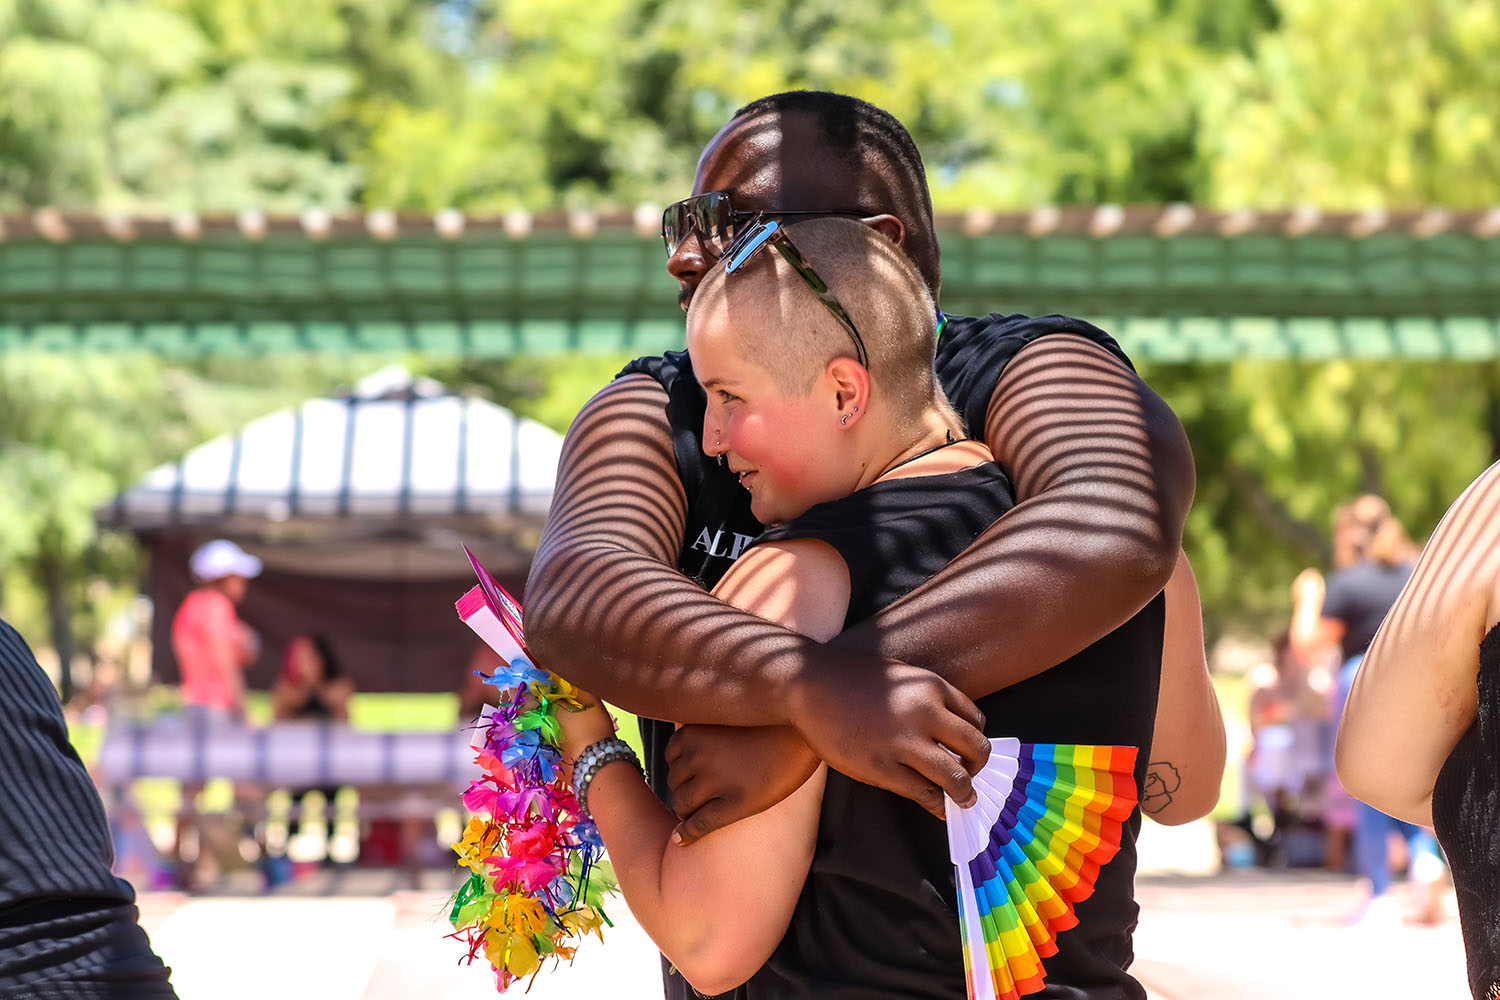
[661,191,867,259]
[721,216,870,370]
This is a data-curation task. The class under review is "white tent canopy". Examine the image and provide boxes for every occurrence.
[100,366,566,579]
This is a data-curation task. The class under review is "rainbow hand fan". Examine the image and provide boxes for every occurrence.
[448,546,618,992]
[945,738,1138,1000]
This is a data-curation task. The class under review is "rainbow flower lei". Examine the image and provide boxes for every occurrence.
[450,561,618,990]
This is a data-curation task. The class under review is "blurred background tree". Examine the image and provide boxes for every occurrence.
[3,0,1500,669]
[0,355,397,696]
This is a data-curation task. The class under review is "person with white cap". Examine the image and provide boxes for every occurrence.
[169,540,263,890]
[171,539,262,725]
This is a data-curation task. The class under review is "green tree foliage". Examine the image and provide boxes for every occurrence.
[360,0,1283,211]
[1145,359,1500,640]
[1199,0,1500,207]
[0,0,464,212]
[0,355,384,694]
[5,0,1500,659]
[6,0,1496,214]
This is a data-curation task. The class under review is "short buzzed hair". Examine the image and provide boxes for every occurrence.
[690,218,953,427]
[731,91,940,296]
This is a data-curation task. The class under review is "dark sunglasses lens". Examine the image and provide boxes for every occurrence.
[661,207,679,253]
[663,193,733,256]
[709,192,734,250]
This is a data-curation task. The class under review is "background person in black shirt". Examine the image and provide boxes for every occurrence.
[0,617,177,999]
[524,90,1198,848]
[1291,496,1441,925]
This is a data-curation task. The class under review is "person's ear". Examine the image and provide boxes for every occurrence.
[861,213,905,249]
[825,357,871,426]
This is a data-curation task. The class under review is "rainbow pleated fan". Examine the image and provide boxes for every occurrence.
[945,737,1139,1000]
[448,546,619,992]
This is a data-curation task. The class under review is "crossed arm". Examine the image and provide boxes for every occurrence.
[527,335,1194,820]
[668,547,1226,834]
[556,539,848,996]
[1141,551,1225,824]
[1337,460,1500,826]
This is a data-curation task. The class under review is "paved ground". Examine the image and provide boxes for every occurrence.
[1133,871,1469,999]
[135,820,1474,999]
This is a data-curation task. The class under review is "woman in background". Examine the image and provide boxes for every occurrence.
[272,634,353,723]
[1339,463,1500,998]
[267,635,353,883]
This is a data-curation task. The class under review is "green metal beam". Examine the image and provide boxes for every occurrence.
[3,213,1499,359]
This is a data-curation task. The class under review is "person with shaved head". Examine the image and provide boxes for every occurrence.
[526,91,1207,999]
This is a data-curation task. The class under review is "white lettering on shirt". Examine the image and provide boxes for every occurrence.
[690,526,759,561]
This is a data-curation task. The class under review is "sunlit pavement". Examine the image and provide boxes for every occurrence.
[137,869,664,1000]
[135,821,1471,999]
[1132,871,1468,999]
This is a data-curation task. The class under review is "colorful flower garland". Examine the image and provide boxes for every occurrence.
[450,564,618,991]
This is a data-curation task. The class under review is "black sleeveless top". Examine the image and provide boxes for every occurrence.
[617,311,1139,800]
[0,619,177,998]
[619,312,1161,999]
[729,464,1159,1000]
[1433,623,1500,1000]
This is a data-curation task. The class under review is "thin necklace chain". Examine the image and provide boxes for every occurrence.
[878,428,968,479]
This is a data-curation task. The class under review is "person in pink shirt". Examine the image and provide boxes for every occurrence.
[169,540,262,888]
[171,539,262,723]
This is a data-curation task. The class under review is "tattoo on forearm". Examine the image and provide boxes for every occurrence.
[1141,761,1181,814]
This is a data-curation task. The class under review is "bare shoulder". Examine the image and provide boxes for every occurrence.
[1004,332,1138,378]
[984,332,1191,533]
[1437,459,1500,551]
[1416,460,1500,625]
[1364,459,1500,675]
[711,540,851,643]
[537,372,685,563]
[561,373,676,459]
[992,334,1142,426]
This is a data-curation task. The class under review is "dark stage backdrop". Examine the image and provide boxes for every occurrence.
[145,534,529,694]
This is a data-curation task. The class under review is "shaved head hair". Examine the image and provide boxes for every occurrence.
[730,91,940,296]
[689,218,954,428]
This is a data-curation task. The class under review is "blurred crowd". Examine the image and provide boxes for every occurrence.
[91,538,499,893]
[1223,495,1446,926]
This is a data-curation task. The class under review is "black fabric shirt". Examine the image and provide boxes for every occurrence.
[1433,623,1500,999]
[1320,560,1415,662]
[0,619,177,999]
[740,466,1158,1000]
[618,311,1156,999]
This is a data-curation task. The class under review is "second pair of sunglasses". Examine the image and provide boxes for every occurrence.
[721,216,870,370]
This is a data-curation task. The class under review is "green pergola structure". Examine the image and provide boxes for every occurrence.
[3,205,1500,360]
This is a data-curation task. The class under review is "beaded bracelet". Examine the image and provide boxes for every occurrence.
[571,737,642,820]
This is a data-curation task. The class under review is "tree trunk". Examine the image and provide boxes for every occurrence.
[40,551,75,704]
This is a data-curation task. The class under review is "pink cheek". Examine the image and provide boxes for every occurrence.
[761,461,810,492]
